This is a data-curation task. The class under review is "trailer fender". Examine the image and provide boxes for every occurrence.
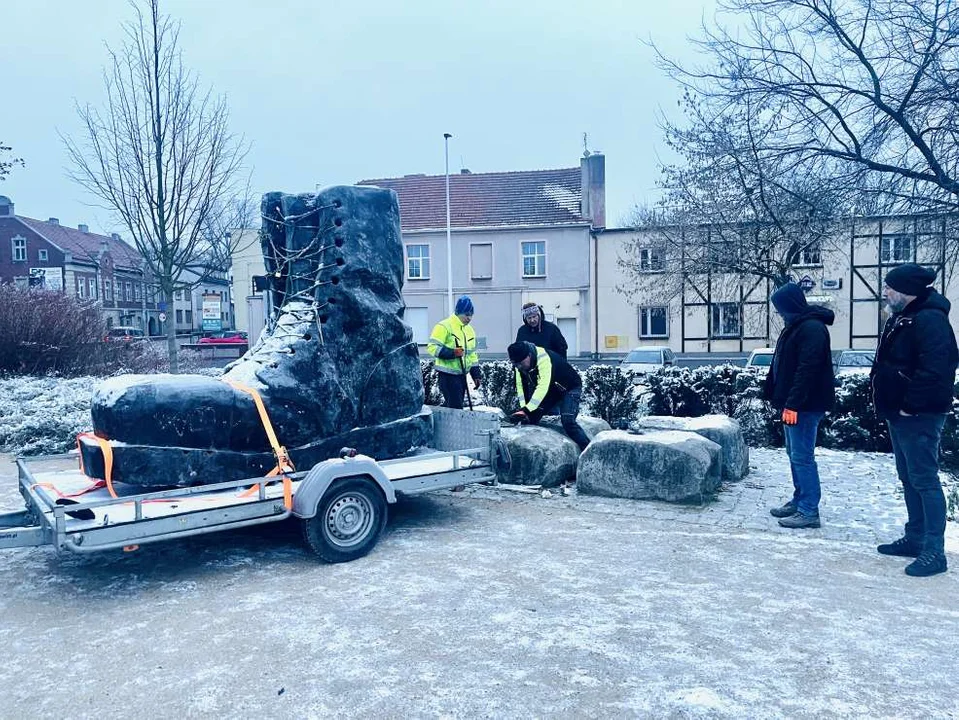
[292,455,396,519]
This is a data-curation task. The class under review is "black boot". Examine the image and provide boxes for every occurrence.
[81,186,431,486]
[877,537,922,558]
[904,552,948,577]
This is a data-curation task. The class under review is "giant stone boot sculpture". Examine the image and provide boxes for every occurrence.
[79,185,432,487]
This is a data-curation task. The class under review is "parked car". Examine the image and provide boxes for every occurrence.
[104,326,145,342]
[745,348,775,369]
[833,349,875,377]
[198,331,248,345]
[621,346,676,376]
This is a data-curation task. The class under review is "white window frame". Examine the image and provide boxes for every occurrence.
[794,241,822,267]
[521,239,547,278]
[405,243,431,280]
[88,278,97,299]
[125,281,132,301]
[76,277,85,299]
[135,283,142,302]
[710,302,742,338]
[12,235,26,262]
[639,305,669,339]
[638,245,665,273]
[469,242,494,280]
[38,249,48,262]
[881,235,915,264]
[104,279,113,301]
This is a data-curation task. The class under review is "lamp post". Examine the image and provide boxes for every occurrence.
[444,132,453,316]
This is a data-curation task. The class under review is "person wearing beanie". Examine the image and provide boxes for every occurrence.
[763,282,836,529]
[426,295,483,409]
[872,264,958,577]
[506,340,590,451]
[515,302,569,359]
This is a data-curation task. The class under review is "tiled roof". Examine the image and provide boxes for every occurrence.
[16,217,143,269]
[358,167,586,230]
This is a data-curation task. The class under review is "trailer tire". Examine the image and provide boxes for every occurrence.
[301,477,387,563]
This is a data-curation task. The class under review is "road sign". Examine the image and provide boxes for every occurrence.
[158,312,167,322]
[799,275,815,292]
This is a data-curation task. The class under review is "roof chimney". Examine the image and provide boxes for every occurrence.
[111,232,120,242]
[580,153,606,230]
[460,168,471,174]
[0,196,13,216]
[47,217,59,225]
[78,223,89,233]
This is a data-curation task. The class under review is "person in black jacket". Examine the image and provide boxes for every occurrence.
[762,282,835,529]
[515,302,569,359]
[871,264,958,577]
[507,340,590,451]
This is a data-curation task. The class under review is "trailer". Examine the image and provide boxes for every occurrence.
[0,408,507,564]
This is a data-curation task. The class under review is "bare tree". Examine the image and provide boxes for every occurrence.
[655,0,959,213]
[620,94,847,338]
[0,141,24,181]
[63,0,250,371]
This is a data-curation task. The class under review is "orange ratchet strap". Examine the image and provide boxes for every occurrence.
[76,432,119,499]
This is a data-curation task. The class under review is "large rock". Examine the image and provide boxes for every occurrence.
[498,426,579,487]
[629,414,749,481]
[539,415,612,442]
[577,429,722,502]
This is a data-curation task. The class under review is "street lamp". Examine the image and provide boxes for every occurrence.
[444,132,453,316]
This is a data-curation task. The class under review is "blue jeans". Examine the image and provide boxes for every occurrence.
[887,414,947,555]
[783,411,825,516]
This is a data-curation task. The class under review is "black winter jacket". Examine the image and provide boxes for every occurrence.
[763,306,836,412]
[515,344,582,414]
[515,307,568,359]
[870,288,958,418]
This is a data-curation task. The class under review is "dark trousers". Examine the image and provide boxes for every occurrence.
[528,388,590,451]
[783,411,825,516]
[887,413,947,555]
[438,372,468,410]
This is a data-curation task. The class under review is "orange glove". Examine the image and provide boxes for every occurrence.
[453,347,465,358]
[782,409,798,425]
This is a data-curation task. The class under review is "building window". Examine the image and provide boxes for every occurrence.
[638,246,665,273]
[38,249,48,262]
[104,279,113,301]
[639,306,669,339]
[522,241,546,277]
[176,309,183,324]
[881,235,915,264]
[135,283,142,302]
[76,278,85,299]
[794,241,822,266]
[470,243,493,280]
[88,278,97,299]
[12,236,26,262]
[711,303,742,338]
[185,310,193,324]
[125,281,132,301]
[405,244,430,280]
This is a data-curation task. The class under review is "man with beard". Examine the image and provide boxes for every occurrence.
[871,264,958,577]
[763,282,836,529]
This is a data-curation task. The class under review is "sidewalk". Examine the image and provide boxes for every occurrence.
[0,448,957,718]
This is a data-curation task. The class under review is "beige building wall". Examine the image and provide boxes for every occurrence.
[230,229,265,335]
[598,217,959,357]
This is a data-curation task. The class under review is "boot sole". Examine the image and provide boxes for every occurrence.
[877,548,921,558]
[905,564,947,577]
[777,519,821,529]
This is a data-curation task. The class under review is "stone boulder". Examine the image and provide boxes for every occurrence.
[576,429,722,502]
[497,425,579,487]
[539,415,612,442]
[629,414,748,481]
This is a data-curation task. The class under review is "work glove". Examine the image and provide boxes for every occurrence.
[781,409,798,425]
[509,409,529,425]
[453,347,465,358]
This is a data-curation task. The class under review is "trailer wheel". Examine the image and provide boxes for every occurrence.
[302,477,387,563]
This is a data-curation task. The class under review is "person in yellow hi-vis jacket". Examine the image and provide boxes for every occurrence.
[427,295,483,409]
[506,340,590,451]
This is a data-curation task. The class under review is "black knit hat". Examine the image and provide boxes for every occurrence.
[507,341,533,364]
[885,263,936,296]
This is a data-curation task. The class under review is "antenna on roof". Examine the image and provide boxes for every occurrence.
[582,132,591,158]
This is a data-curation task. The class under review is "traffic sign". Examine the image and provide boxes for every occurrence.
[799,275,815,292]
[158,312,167,322]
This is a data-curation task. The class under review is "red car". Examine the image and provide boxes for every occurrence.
[198,331,248,345]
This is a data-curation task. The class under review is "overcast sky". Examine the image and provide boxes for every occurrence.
[2,0,717,235]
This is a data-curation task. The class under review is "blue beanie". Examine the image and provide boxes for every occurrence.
[771,282,808,320]
[455,295,474,316]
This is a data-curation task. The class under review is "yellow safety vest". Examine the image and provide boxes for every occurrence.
[427,314,479,374]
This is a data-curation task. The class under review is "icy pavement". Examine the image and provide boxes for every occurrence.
[0,448,957,719]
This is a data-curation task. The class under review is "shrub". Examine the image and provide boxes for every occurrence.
[420,359,442,406]
[477,360,516,414]
[581,364,643,428]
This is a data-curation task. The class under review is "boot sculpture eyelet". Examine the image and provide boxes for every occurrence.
[80,186,431,487]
